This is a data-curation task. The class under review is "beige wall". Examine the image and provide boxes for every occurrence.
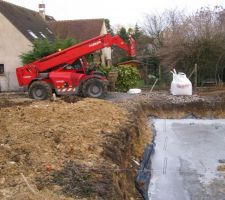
[100,20,112,66]
[0,13,32,91]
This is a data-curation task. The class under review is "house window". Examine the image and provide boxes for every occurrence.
[27,30,38,39]
[0,64,4,75]
[40,32,46,38]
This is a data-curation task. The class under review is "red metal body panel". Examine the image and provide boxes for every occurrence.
[16,66,38,86]
[49,71,85,89]
[16,33,136,91]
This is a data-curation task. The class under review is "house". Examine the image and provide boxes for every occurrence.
[48,19,112,66]
[0,1,54,91]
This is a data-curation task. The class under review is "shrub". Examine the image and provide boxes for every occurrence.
[98,65,113,77]
[115,65,140,92]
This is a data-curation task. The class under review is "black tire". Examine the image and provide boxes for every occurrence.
[29,81,52,100]
[82,78,107,98]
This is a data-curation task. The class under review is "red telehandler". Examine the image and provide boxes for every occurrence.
[16,33,136,100]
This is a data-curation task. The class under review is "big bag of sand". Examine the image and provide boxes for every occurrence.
[170,69,192,95]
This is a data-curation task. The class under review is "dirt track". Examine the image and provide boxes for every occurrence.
[0,89,225,200]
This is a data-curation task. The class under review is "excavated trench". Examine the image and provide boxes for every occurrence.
[107,98,225,200]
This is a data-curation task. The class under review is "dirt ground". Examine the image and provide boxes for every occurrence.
[0,87,225,200]
[0,98,130,200]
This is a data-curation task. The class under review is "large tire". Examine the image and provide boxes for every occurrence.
[82,78,107,98]
[29,81,52,100]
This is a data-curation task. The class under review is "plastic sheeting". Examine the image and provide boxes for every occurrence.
[136,144,154,200]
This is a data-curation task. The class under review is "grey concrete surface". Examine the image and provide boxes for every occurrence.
[148,119,225,200]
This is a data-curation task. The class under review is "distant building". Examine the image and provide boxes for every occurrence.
[48,19,112,66]
[117,60,142,68]
[0,1,54,91]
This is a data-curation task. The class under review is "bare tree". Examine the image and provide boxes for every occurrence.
[158,6,225,83]
[141,6,225,84]
[143,12,165,49]
[143,9,186,49]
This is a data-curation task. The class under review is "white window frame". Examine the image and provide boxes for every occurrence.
[40,32,47,39]
[46,28,53,34]
[27,30,38,39]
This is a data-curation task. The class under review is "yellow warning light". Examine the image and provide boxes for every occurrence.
[58,48,62,52]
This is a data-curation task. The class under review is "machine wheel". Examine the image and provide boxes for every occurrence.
[29,81,52,100]
[82,78,106,98]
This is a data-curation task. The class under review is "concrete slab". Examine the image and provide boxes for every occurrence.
[148,119,225,200]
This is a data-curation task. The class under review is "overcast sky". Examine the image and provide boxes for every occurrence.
[5,0,225,27]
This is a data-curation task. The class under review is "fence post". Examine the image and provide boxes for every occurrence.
[194,64,198,88]
[158,65,161,81]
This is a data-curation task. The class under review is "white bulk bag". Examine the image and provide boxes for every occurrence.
[170,69,192,95]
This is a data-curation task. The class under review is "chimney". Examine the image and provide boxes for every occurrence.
[38,3,45,20]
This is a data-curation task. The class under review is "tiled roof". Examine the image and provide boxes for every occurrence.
[48,19,104,42]
[0,1,55,42]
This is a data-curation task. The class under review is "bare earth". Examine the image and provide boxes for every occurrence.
[0,98,129,200]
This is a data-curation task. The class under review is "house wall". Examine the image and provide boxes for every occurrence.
[100,20,112,66]
[0,13,32,91]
